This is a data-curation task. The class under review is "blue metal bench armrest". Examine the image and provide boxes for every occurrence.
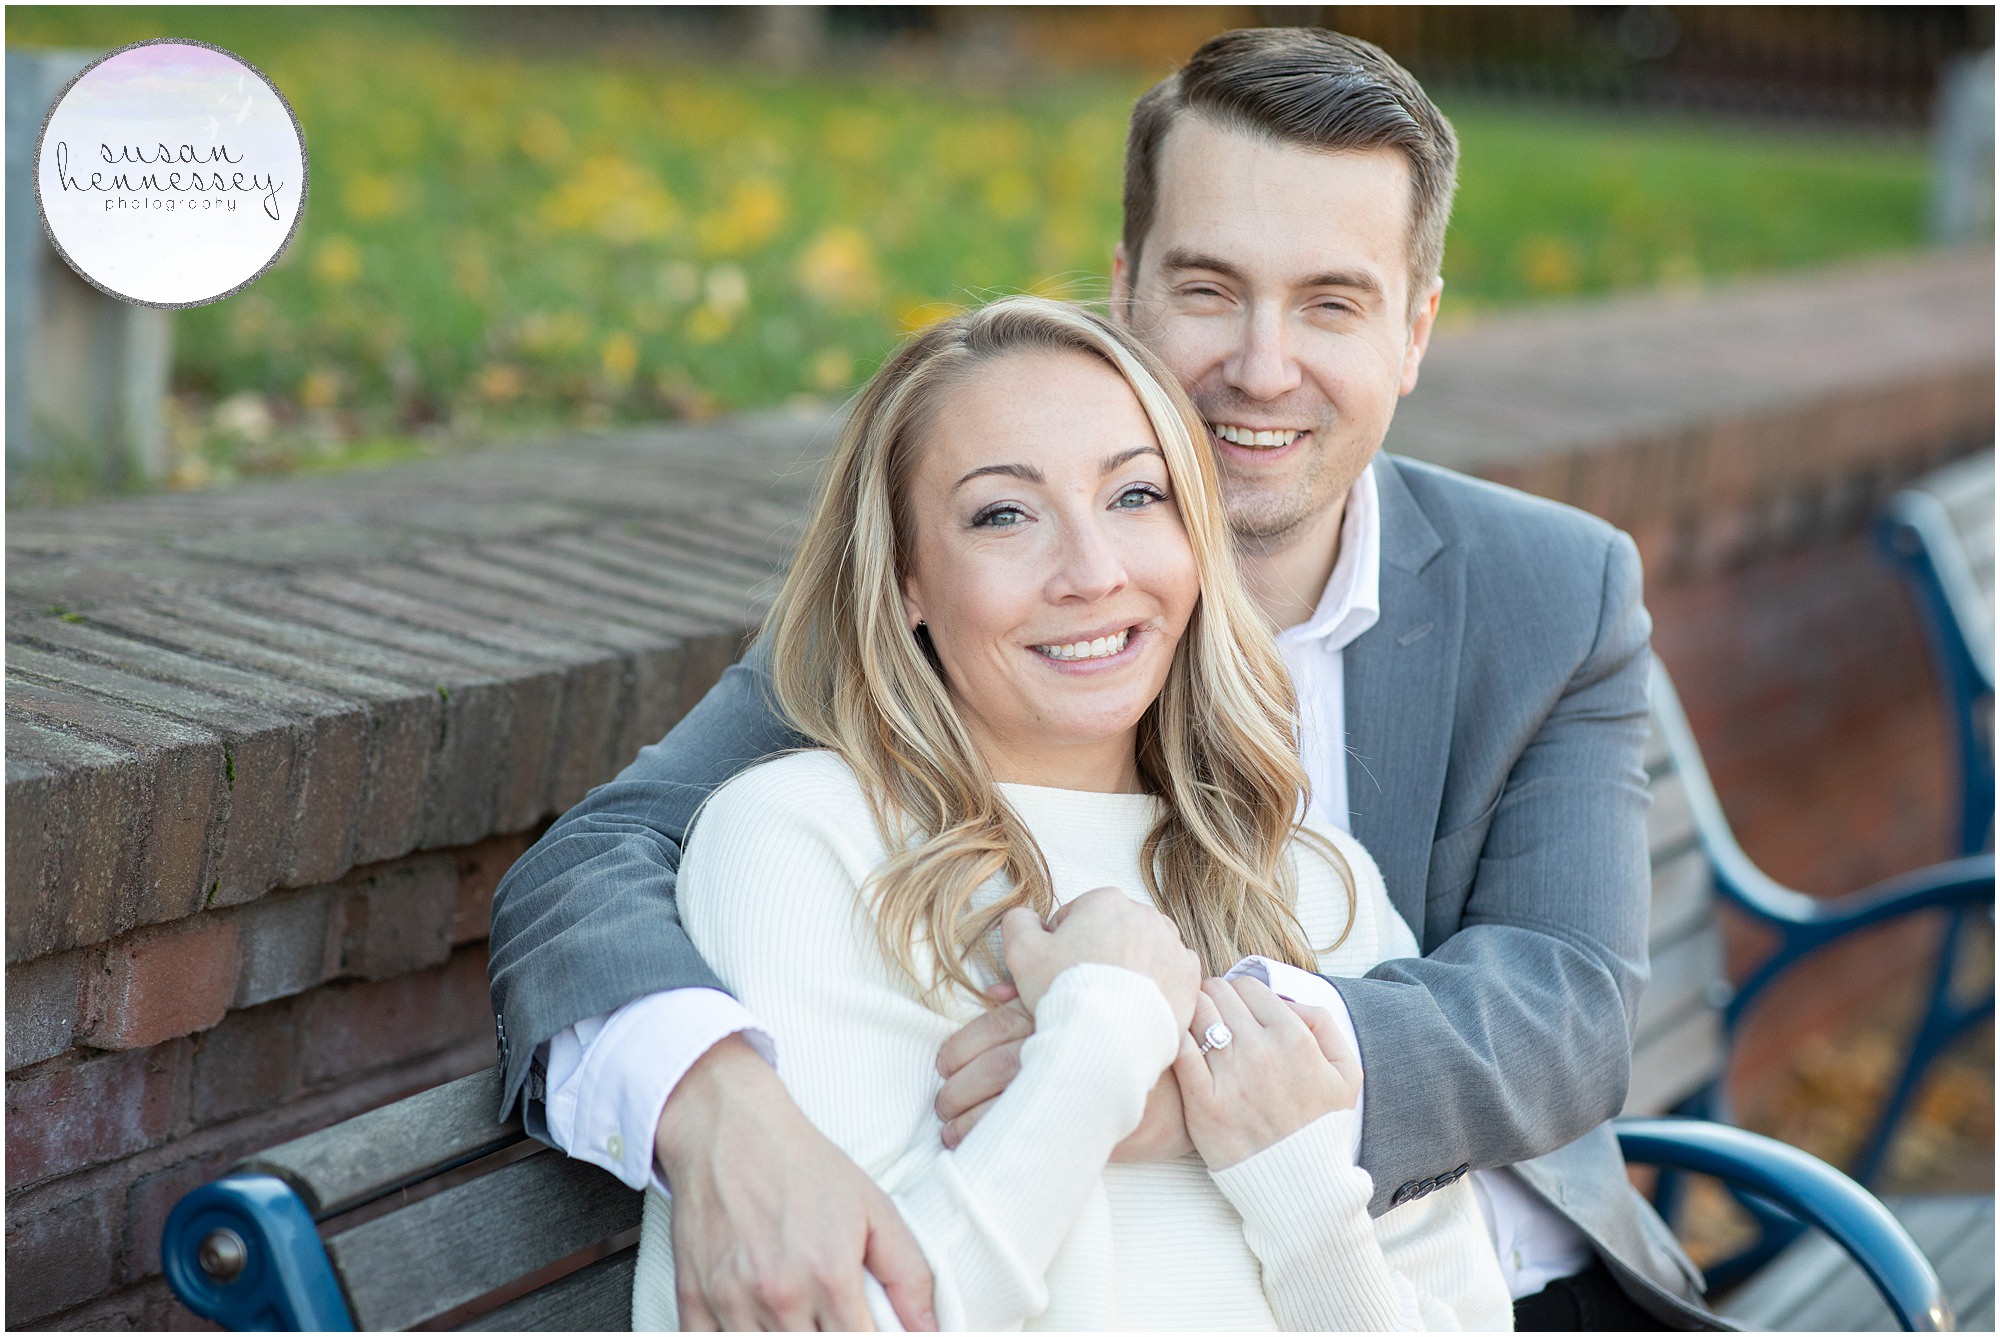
[162,1173,352,1331]
[1616,1118,1953,1332]
[1878,483,1994,858]
[1649,663,1995,1191]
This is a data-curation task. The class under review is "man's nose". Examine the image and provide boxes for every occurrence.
[1225,307,1302,401]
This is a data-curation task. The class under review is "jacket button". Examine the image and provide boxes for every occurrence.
[1393,1181,1419,1206]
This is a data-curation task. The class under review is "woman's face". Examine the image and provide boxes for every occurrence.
[899,349,1200,790]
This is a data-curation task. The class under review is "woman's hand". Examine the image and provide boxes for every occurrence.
[1172,976,1361,1171]
[1001,886,1200,1031]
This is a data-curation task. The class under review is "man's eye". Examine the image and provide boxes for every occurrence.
[1114,485,1167,510]
[972,504,1026,528]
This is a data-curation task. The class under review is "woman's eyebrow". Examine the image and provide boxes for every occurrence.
[1100,446,1165,474]
[953,462,1045,490]
[953,447,1162,491]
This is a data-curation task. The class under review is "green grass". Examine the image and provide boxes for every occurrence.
[9,8,1932,498]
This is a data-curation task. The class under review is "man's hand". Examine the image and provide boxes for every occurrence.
[936,981,1194,1162]
[654,1035,936,1331]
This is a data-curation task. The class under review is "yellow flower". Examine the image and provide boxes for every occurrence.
[1518,236,1581,296]
[1028,274,1089,301]
[518,310,591,357]
[477,363,524,402]
[809,346,854,392]
[823,109,886,162]
[796,227,880,311]
[344,172,410,221]
[518,110,572,164]
[981,168,1035,222]
[686,305,733,344]
[600,332,640,385]
[696,178,788,258]
[298,368,340,410]
[897,299,963,333]
[540,155,679,245]
[313,235,362,285]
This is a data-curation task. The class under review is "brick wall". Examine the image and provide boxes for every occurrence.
[3,836,530,1327]
[5,251,1991,1328]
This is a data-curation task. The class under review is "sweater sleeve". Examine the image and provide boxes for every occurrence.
[1200,825,1500,1331]
[671,757,1182,1331]
[1212,1111,1452,1330]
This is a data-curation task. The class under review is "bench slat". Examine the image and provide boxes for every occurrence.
[459,1247,637,1331]
[1648,846,1713,948]
[1624,1005,1723,1116]
[1647,772,1696,860]
[1723,1194,1993,1331]
[1633,916,1724,1047]
[239,1069,522,1217]
[1644,716,1672,775]
[327,1148,641,1331]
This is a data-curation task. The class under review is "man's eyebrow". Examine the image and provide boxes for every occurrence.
[953,462,1045,490]
[1158,247,1248,283]
[1159,246,1386,298]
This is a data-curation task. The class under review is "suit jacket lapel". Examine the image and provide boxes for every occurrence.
[1345,456,1465,944]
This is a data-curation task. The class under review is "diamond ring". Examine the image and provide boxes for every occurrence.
[1197,1022,1234,1054]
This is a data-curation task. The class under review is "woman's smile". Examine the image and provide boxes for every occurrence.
[1029,623,1138,666]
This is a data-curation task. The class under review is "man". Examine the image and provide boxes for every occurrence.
[489,27,1721,1331]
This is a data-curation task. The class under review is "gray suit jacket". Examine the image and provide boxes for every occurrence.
[487,452,1721,1326]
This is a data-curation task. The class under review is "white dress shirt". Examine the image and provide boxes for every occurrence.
[543,460,1592,1296]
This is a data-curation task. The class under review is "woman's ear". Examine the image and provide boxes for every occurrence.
[900,581,926,633]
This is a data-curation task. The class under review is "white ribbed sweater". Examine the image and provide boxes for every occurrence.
[631,751,1514,1331]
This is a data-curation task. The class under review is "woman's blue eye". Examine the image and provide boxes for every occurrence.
[972,504,1026,528]
[1115,485,1167,509]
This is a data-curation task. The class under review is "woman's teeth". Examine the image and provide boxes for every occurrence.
[1034,629,1131,661]
[1212,423,1302,449]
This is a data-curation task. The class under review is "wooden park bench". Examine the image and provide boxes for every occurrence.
[162,667,1991,1331]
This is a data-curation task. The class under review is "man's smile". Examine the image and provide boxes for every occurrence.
[1209,422,1308,450]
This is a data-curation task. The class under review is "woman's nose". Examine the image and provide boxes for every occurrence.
[1049,517,1129,603]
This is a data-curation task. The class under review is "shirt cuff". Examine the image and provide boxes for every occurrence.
[543,987,776,1194]
[1223,955,1366,1128]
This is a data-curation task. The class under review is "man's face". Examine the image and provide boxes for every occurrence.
[1113,117,1440,550]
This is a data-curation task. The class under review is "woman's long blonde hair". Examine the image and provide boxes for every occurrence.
[761,296,1352,1003]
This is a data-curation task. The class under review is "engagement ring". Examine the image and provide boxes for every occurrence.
[1198,1022,1233,1054]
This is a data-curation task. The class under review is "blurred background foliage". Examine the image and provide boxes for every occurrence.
[6,6,1966,494]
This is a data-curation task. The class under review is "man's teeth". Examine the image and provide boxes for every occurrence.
[1035,629,1131,661]
[1212,424,1302,449]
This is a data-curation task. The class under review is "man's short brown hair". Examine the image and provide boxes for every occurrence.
[1123,27,1459,317]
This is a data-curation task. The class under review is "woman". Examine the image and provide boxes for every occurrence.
[632,297,1512,1331]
